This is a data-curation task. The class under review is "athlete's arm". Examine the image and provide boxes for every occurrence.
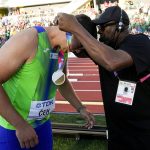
[0,28,39,148]
[58,63,95,128]
[57,13,133,71]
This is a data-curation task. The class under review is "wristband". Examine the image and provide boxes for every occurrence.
[77,106,86,113]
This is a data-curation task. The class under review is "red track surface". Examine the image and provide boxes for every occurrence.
[54,57,104,114]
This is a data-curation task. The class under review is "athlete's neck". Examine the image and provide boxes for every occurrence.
[45,26,68,52]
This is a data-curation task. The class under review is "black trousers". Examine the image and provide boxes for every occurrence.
[108,132,150,150]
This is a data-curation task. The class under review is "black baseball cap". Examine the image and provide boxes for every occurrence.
[93,6,130,25]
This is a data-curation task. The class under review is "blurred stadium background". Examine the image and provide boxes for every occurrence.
[0,0,149,43]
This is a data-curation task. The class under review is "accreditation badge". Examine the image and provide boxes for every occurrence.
[115,80,136,106]
[28,98,55,120]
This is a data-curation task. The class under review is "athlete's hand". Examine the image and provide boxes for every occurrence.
[57,13,79,33]
[79,107,95,129]
[15,121,39,149]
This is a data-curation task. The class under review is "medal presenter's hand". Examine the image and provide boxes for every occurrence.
[57,13,79,33]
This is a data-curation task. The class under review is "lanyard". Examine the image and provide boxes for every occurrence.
[57,32,72,71]
[44,32,71,98]
[140,73,150,83]
[114,71,150,83]
[113,71,120,80]
[58,50,65,70]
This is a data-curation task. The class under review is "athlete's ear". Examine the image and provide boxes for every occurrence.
[53,16,58,26]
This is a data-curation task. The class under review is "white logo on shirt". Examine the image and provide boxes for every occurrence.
[43,48,50,53]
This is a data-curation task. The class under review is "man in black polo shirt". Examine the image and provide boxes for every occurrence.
[57,6,150,150]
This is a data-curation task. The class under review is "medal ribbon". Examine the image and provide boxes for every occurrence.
[57,32,72,71]
[58,50,65,70]
[66,32,72,51]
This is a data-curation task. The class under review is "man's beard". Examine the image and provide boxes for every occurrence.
[99,35,116,48]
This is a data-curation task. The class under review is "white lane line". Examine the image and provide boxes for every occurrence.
[68,73,83,76]
[69,66,97,67]
[74,90,101,92]
[68,80,100,83]
[68,73,99,76]
[69,79,78,82]
[69,70,98,71]
[57,89,101,92]
[68,62,94,64]
[69,65,95,67]
[69,68,97,69]
[56,101,103,105]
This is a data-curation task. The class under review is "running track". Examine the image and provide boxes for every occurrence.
[54,57,104,114]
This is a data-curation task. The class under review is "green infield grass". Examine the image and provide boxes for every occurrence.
[51,113,108,150]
